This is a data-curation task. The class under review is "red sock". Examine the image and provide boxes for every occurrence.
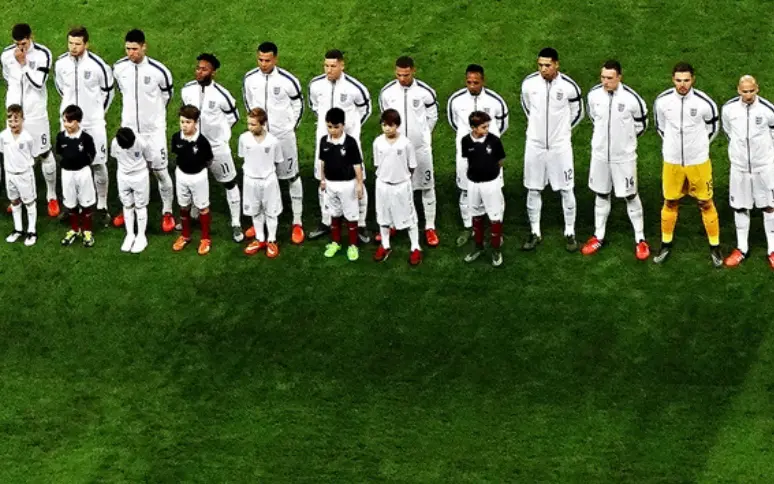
[491,221,503,249]
[473,216,485,247]
[69,211,79,232]
[81,207,92,232]
[331,217,341,243]
[181,208,191,238]
[200,211,211,240]
[347,220,358,246]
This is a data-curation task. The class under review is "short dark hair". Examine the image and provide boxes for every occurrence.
[673,62,694,76]
[248,107,268,126]
[325,49,344,61]
[258,42,278,56]
[469,110,491,128]
[67,26,89,43]
[197,53,220,70]
[63,105,83,123]
[380,109,401,127]
[7,104,23,117]
[11,24,32,41]
[178,104,200,122]
[395,56,414,69]
[325,107,345,125]
[538,47,559,61]
[115,127,136,149]
[466,64,484,76]
[125,29,145,44]
[602,59,622,75]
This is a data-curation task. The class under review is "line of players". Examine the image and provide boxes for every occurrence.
[2,24,774,267]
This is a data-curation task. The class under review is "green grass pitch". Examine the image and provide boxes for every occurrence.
[1,0,773,482]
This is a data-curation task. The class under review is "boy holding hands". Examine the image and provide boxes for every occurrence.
[56,105,97,247]
[319,107,363,261]
[461,111,507,267]
[372,109,422,265]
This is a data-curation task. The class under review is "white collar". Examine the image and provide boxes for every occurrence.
[181,130,199,142]
[64,129,82,139]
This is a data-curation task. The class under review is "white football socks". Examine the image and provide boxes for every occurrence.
[735,209,751,254]
[358,185,368,228]
[764,211,774,254]
[380,226,391,249]
[288,177,303,226]
[226,185,241,227]
[11,203,22,232]
[408,224,420,251]
[25,201,36,234]
[124,206,136,236]
[422,188,437,230]
[459,189,471,229]
[561,189,576,237]
[252,214,266,242]
[93,164,109,210]
[526,189,542,237]
[40,152,57,201]
[266,215,278,242]
[594,195,611,241]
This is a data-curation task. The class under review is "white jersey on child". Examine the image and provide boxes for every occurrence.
[238,131,284,178]
[111,137,153,175]
[0,129,35,173]
[373,134,416,184]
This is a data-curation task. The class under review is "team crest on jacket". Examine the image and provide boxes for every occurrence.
[486,145,492,154]
[209,100,216,109]
[78,143,84,152]
[756,116,763,125]
[413,98,420,108]
[690,108,697,117]
[144,76,151,85]
[264,147,270,154]
[29,61,36,69]
[84,70,92,80]
[134,151,141,158]
[397,149,403,156]
[273,86,281,95]
[556,91,564,101]
[193,146,198,154]
[340,147,347,155]
[18,143,24,150]
[484,107,491,114]
[618,103,626,112]
[340,93,348,103]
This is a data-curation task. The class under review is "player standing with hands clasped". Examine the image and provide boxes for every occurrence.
[447,64,509,247]
[243,42,305,244]
[378,56,439,246]
[1,24,58,218]
[54,26,114,226]
[520,47,584,252]
[653,62,721,266]
[581,60,650,259]
[113,29,176,233]
[721,75,774,268]
[460,111,507,267]
[372,109,422,265]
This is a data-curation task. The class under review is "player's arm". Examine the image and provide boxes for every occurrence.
[704,98,719,143]
[497,97,510,134]
[23,51,50,90]
[721,106,731,139]
[632,94,648,137]
[221,89,240,128]
[372,139,380,169]
[308,82,319,117]
[520,82,531,117]
[424,87,439,132]
[53,60,64,97]
[653,98,665,138]
[354,87,372,126]
[586,94,596,125]
[569,82,584,129]
[446,96,458,132]
[354,162,363,199]
[287,75,304,130]
[101,61,116,112]
[158,64,174,107]
[242,75,254,112]
[407,141,417,174]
